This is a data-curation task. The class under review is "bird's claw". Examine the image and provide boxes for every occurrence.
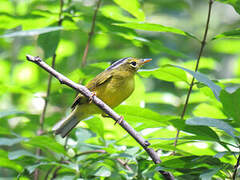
[89,92,96,103]
[114,116,124,125]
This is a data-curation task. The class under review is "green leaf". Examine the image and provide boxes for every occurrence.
[0,110,25,118]
[216,0,240,14]
[173,65,222,99]
[101,5,139,22]
[170,119,220,141]
[85,117,104,138]
[26,136,66,155]
[193,103,227,119]
[186,117,237,138]
[139,66,188,83]
[113,22,197,39]
[0,137,26,146]
[220,88,240,121]
[159,155,221,169]
[75,128,96,142]
[113,0,145,21]
[26,161,66,174]
[94,166,111,177]
[200,167,221,180]
[8,150,44,160]
[213,29,240,40]
[0,26,62,38]
[115,105,175,127]
[37,29,60,58]
[0,157,23,172]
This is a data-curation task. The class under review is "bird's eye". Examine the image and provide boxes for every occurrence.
[130,61,137,66]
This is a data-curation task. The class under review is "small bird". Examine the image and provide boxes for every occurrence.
[52,57,152,138]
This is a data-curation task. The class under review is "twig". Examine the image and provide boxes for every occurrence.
[81,0,102,67]
[233,153,240,179]
[173,0,214,150]
[34,1,64,179]
[26,55,174,180]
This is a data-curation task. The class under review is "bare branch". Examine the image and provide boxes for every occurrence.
[173,0,214,150]
[26,55,174,180]
[34,1,64,179]
[81,0,102,67]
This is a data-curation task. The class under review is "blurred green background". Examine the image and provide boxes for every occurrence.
[1,0,240,179]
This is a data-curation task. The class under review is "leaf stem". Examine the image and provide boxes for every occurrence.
[81,0,102,67]
[173,0,214,149]
[34,1,64,179]
[233,153,240,179]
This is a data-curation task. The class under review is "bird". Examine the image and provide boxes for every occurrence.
[52,57,152,138]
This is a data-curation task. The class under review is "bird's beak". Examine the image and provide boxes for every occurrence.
[141,58,152,64]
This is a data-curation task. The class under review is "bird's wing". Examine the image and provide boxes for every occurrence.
[71,71,113,109]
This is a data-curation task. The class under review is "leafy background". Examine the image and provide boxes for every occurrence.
[1,0,240,179]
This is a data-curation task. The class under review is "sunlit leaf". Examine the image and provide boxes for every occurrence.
[173,65,222,99]
[113,22,197,39]
[26,136,66,155]
[37,29,60,58]
[216,0,240,14]
[220,88,240,121]
[113,0,145,21]
[213,29,240,40]
[8,150,45,160]
[116,105,176,127]
[94,166,111,177]
[139,66,188,83]
[0,26,62,38]
[101,5,139,22]
[0,137,26,146]
[200,167,221,180]
[186,117,237,137]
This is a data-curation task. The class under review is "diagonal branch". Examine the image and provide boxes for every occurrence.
[81,0,102,67]
[173,0,214,150]
[26,55,174,180]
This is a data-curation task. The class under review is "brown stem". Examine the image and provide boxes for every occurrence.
[173,0,214,150]
[233,153,240,180]
[34,1,64,180]
[26,55,174,180]
[81,0,102,67]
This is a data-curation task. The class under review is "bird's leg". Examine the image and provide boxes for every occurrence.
[102,113,110,118]
[101,114,123,125]
[114,116,124,125]
[89,92,96,104]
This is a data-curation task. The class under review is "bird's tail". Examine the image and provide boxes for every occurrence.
[52,109,83,138]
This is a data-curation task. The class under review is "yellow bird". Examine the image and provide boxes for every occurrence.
[52,57,152,137]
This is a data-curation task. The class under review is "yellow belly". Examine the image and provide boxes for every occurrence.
[96,76,135,108]
[75,76,135,116]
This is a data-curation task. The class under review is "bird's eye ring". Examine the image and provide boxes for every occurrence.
[130,61,137,66]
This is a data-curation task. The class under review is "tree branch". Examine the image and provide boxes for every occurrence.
[81,0,102,67]
[173,0,214,150]
[26,55,174,180]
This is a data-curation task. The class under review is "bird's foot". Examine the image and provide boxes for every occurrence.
[114,116,124,125]
[102,113,110,118]
[89,92,96,103]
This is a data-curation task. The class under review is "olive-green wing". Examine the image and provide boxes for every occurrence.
[71,71,112,109]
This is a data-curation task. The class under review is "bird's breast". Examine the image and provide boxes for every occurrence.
[96,75,135,108]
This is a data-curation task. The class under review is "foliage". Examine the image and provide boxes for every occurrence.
[0,0,240,179]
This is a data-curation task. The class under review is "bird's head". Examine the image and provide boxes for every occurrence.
[106,57,152,73]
